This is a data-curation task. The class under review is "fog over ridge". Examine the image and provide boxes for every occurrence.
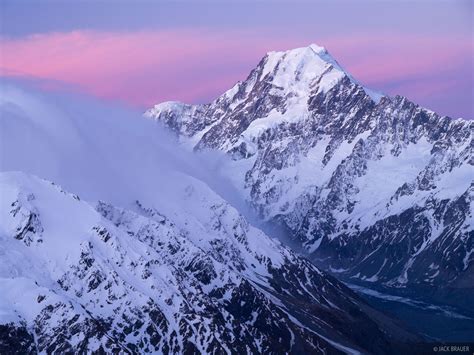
[0,79,270,235]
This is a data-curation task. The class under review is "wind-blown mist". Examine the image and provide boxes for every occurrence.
[0,80,264,231]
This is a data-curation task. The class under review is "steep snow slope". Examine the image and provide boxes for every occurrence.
[146,44,473,298]
[0,83,418,354]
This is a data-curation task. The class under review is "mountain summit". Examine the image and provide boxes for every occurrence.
[147,44,473,308]
[258,44,382,102]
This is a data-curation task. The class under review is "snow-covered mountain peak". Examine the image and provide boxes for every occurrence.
[264,43,330,67]
[261,44,347,95]
[262,44,385,103]
[144,43,387,154]
[148,43,473,298]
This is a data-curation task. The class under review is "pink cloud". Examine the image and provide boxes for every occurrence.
[1,30,471,116]
[0,30,290,106]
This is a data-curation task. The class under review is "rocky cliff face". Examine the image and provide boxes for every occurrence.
[146,44,473,294]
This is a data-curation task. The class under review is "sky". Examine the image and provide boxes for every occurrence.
[0,0,473,118]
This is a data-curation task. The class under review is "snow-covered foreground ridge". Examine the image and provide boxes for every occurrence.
[146,44,474,296]
[0,83,417,353]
